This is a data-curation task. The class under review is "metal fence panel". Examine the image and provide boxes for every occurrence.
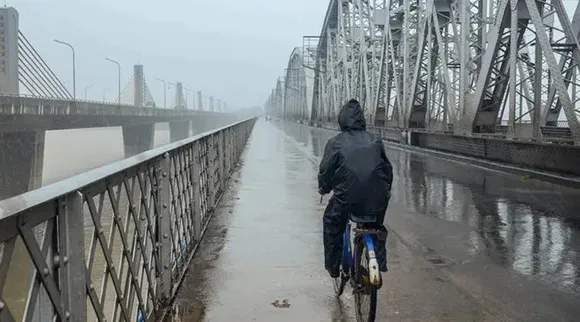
[0,118,256,321]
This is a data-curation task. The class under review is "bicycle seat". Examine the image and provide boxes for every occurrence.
[348,213,376,224]
[349,219,388,238]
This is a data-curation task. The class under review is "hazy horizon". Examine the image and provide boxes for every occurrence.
[11,0,328,109]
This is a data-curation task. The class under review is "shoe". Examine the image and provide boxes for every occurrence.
[327,268,340,278]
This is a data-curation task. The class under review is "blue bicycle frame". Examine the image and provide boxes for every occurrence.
[341,224,377,271]
[341,228,352,274]
[319,194,381,286]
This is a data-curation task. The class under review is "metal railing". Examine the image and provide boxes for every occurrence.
[310,120,575,143]
[0,118,256,321]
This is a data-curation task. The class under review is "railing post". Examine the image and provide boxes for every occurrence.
[218,131,225,191]
[191,142,202,241]
[62,191,86,321]
[226,128,233,175]
[209,135,217,208]
[158,153,172,303]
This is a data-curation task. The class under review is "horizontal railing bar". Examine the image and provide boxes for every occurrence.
[0,201,55,243]
[0,117,255,221]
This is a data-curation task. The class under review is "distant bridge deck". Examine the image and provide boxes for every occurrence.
[0,94,243,200]
[0,94,233,132]
[1,119,579,321]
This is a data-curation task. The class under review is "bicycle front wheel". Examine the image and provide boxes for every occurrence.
[354,238,378,322]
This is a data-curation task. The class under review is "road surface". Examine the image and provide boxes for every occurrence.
[166,119,580,321]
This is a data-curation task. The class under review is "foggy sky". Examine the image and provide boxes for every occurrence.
[12,0,328,109]
[10,1,579,109]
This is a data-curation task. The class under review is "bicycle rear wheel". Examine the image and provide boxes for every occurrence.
[353,237,378,322]
[333,274,348,296]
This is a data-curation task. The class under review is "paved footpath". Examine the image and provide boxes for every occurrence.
[166,120,507,321]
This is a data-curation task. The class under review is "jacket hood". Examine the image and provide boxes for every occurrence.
[338,99,366,131]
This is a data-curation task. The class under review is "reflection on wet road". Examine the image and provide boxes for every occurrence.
[171,120,572,321]
[290,122,580,293]
[168,120,343,321]
[277,121,580,320]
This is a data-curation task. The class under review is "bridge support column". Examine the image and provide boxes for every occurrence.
[169,121,191,142]
[192,115,226,135]
[0,131,45,199]
[122,124,155,158]
[191,118,208,135]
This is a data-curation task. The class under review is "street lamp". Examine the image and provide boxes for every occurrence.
[53,39,76,100]
[203,95,209,111]
[167,82,178,109]
[102,88,110,102]
[184,87,195,110]
[105,57,121,108]
[84,84,93,100]
[156,77,167,108]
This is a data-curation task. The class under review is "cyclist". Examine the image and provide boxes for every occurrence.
[318,98,393,281]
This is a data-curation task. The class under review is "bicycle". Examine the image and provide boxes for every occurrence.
[320,195,386,322]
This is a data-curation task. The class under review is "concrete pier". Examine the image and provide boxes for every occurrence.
[0,131,45,199]
[122,124,155,158]
[169,120,191,142]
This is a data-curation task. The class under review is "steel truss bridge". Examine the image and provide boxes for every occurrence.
[3,2,580,321]
[266,0,580,144]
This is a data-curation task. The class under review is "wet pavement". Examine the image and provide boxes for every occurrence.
[167,119,580,321]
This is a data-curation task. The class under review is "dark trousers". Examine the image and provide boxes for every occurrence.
[322,196,388,274]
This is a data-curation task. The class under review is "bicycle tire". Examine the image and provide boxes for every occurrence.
[333,274,348,296]
[354,237,378,322]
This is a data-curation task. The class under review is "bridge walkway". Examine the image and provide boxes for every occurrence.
[167,119,580,321]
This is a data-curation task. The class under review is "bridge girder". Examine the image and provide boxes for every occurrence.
[270,0,580,144]
[312,0,387,125]
[283,47,314,121]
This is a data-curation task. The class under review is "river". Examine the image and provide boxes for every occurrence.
[2,124,173,321]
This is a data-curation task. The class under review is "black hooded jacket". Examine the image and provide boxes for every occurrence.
[318,99,393,216]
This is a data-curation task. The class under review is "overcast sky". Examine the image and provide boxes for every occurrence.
[11,0,328,109]
[9,1,579,109]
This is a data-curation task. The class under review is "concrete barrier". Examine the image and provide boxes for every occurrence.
[411,132,580,177]
[303,120,580,185]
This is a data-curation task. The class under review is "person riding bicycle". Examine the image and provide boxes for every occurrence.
[318,98,393,280]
